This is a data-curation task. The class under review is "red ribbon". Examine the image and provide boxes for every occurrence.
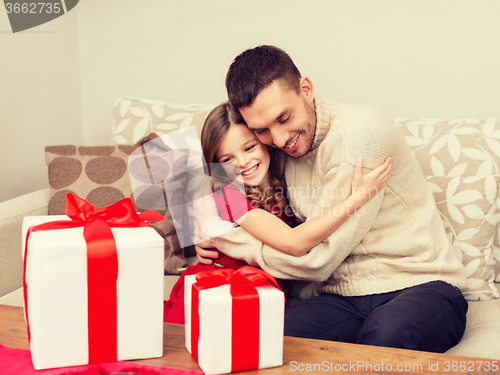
[190,266,281,373]
[23,193,164,364]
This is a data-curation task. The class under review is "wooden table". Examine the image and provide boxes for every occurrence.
[1,305,497,374]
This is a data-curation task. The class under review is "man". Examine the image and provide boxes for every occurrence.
[195,45,467,352]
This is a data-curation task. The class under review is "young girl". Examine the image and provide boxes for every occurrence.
[163,102,392,323]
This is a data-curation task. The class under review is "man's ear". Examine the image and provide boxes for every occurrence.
[300,76,315,103]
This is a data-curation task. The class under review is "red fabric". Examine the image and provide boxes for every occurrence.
[0,344,202,375]
[215,252,249,270]
[229,267,277,372]
[214,184,253,222]
[84,219,118,364]
[214,183,294,227]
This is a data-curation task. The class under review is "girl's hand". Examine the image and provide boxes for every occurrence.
[351,156,392,204]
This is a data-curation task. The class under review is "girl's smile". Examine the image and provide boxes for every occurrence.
[241,163,260,176]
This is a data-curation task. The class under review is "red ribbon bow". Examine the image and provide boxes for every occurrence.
[191,266,282,373]
[23,193,164,364]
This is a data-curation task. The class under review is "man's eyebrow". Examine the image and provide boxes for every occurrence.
[275,108,291,122]
[247,108,291,132]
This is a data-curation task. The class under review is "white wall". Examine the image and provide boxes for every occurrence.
[1,0,499,202]
[0,6,82,202]
[77,0,500,146]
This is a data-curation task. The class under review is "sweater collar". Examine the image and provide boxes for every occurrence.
[311,93,334,151]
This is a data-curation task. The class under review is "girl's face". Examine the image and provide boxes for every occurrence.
[215,124,271,189]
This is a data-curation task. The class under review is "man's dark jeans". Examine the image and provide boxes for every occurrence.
[284,280,468,353]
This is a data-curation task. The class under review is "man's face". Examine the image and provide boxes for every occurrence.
[239,78,316,158]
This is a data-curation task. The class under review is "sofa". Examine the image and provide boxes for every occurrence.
[1,97,500,360]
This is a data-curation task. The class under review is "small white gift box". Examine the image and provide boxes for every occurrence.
[22,195,165,370]
[184,267,284,375]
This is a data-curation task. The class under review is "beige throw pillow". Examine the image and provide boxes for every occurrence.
[112,97,214,145]
[396,118,500,299]
[426,175,499,300]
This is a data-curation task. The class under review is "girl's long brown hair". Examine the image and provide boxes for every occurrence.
[201,102,292,216]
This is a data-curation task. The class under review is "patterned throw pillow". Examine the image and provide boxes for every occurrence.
[45,145,135,214]
[112,97,215,145]
[426,176,500,300]
[45,138,190,275]
[497,240,500,283]
[395,118,500,177]
[396,118,500,299]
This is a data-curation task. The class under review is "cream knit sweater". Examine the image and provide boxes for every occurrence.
[203,94,466,296]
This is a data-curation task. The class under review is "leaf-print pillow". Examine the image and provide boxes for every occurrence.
[395,118,500,178]
[397,118,500,297]
[426,175,500,300]
[112,97,215,145]
[495,196,500,283]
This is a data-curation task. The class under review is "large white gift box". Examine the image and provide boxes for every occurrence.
[22,207,165,370]
[184,267,284,375]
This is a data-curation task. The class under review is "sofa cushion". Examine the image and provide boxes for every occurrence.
[0,189,50,298]
[0,287,23,307]
[45,141,189,275]
[46,145,136,214]
[396,118,500,300]
[112,97,214,145]
[395,118,500,177]
[426,176,500,300]
[445,299,500,360]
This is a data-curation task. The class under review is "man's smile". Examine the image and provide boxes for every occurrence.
[282,133,300,152]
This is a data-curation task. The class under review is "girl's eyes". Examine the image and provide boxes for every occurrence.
[220,144,256,163]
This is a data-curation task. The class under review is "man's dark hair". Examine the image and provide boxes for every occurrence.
[225,45,301,109]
